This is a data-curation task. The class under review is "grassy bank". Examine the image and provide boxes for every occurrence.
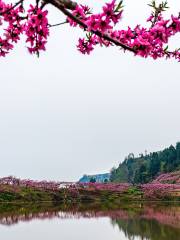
[0,184,180,203]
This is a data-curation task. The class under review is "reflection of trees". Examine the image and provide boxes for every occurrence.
[0,202,179,240]
[111,205,180,240]
[0,211,60,226]
[112,218,180,240]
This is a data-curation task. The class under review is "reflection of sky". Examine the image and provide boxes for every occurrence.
[0,1,180,182]
[0,218,133,240]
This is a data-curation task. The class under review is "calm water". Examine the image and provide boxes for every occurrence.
[0,202,179,240]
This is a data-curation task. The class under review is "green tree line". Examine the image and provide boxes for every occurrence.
[110,143,180,184]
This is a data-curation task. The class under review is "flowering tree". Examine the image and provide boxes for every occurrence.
[0,0,180,60]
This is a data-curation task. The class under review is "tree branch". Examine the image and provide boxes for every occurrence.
[46,0,136,53]
[44,0,77,10]
[49,20,67,27]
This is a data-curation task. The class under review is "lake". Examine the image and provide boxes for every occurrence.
[0,202,179,240]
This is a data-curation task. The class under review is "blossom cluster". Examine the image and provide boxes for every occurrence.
[0,0,49,57]
[69,1,123,55]
[68,0,180,61]
[0,0,24,56]
[25,4,49,55]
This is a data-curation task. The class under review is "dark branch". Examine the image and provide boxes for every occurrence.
[44,0,77,10]
[47,0,136,53]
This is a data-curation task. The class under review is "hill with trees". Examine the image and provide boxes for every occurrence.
[110,143,180,184]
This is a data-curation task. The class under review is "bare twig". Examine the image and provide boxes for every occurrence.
[49,20,68,27]
[148,1,169,27]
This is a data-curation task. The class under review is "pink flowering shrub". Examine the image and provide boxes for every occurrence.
[140,183,180,200]
[0,176,130,193]
[0,176,61,191]
[152,171,180,184]
[0,0,179,60]
[78,182,130,192]
[0,176,180,200]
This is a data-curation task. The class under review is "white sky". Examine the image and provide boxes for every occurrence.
[0,0,180,181]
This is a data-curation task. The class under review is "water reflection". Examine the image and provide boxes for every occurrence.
[0,202,179,240]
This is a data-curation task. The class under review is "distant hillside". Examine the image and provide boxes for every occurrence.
[110,143,180,184]
[79,173,110,183]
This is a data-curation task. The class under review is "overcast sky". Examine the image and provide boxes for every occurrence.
[0,0,180,181]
